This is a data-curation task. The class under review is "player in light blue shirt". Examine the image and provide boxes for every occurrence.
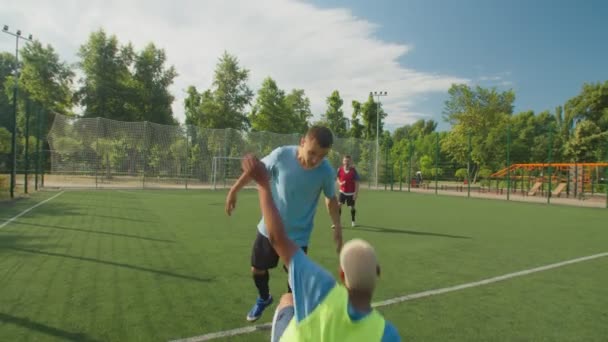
[226,126,343,322]
[239,154,401,341]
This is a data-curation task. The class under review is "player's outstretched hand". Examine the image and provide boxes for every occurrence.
[241,154,269,186]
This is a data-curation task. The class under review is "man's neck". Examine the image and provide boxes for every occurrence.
[348,291,372,313]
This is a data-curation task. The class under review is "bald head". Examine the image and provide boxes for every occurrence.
[339,239,379,293]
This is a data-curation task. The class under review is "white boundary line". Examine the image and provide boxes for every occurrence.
[0,191,65,229]
[169,252,608,342]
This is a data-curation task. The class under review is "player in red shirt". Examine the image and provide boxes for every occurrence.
[336,155,360,227]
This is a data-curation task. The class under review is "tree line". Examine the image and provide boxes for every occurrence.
[1,28,607,180]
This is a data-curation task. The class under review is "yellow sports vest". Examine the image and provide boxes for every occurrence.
[281,285,385,341]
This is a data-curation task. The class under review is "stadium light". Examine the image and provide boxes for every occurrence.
[1,25,34,198]
[370,91,388,188]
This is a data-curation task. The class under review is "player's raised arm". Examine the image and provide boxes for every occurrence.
[242,154,299,265]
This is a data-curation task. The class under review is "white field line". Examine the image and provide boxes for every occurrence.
[0,191,65,229]
[169,252,608,342]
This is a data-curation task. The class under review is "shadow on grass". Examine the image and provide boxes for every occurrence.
[353,225,471,239]
[0,312,102,342]
[10,220,175,243]
[5,247,214,284]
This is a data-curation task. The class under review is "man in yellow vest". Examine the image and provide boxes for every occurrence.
[241,154,401,342]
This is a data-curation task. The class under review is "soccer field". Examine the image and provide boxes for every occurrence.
[1,189,607,341]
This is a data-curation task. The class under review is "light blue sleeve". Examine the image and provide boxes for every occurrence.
[322,164,337,198]
[261,147,282,176]
[382,321,401,342]
[288,250,336,322]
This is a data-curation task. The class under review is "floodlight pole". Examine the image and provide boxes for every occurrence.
[370,91,387,189]
[2,25,34,198]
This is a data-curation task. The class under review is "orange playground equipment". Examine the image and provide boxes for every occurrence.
[490,163,608,198]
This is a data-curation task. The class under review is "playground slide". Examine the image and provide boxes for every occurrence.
[528,182,543,196]
[552,183,567,197]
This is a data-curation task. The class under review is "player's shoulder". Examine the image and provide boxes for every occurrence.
[382,320,401,342]
[270,145,296,158]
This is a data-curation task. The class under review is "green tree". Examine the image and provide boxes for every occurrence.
[441,84,514,180]
[19,41,74,117]
[284,89,312,134]
[77,29,136,121]
[360,94,387,140]
[565,120,608,162]
[132,43,177,124]
[349,101,364,139]
[0,127,10,153]
[186,52,253,130]
[249,77,291,133]
[0,53,18,130]
[565,81,608,131]
[323,90,347,137]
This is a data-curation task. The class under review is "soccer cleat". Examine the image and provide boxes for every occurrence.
[247,295,273,322]
[351,221,356,227]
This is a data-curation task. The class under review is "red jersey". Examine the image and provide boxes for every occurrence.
[337,166,360,194]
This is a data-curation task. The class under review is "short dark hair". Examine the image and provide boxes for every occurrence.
[306,126,333,148]
[343,155,352,159]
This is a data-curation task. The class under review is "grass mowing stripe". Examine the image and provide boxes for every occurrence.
[169,251,608,342]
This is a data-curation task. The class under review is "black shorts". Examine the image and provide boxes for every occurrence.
[339,193,355,207]
[251,232,307,270]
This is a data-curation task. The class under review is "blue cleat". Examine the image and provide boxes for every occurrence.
[247,295,273,322]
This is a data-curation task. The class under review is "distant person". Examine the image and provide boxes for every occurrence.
[336,155,360,227]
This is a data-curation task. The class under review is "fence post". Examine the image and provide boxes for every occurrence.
[143,121,149,189]
[605,143,608,208]
[506,120,511,200]
[399,159,403,191]
[35,104,41,190]
[384,144,388,191]
[547,128,553,204]
[24,99,30,193]
[435,132,439,195]
[185,128,189,190]
[467,131,472,198]
[95,117,101,189]
[407,139,412,192]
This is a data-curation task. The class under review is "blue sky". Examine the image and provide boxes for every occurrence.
[1,0,606,131]
[311,0,608,130]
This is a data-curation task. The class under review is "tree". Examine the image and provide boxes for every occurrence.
[360,94,387,140]
[249,77,292,133]
[186,52,254,130]
[19,41,74,117]
[0,127,10,153]
[565,81,608,131]
[132,43,177,124]
[323,90,347,137]
[184,85,202,126]
[441,84,514,179]
[284,89,312,134]
[0,53,17,130]
[77,30,136,121]
[349,101,364,139]
[565,120,608,162]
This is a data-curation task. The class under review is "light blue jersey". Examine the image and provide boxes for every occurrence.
[257,146,336,247]
[287,250,401,341]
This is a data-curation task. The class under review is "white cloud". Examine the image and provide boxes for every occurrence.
[0,0,468,126]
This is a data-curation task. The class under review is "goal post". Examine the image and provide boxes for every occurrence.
[212,156,246,190]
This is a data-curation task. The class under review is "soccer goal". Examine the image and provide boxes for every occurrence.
[211,156,246,190]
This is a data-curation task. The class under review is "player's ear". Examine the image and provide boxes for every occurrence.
[339,268,346,284]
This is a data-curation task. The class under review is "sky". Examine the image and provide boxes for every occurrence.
[1,0,606,131]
